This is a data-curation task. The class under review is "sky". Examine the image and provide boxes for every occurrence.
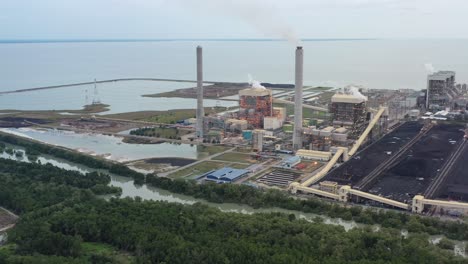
[1,0,467,40]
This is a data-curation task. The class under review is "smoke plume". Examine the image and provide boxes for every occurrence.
[176,0,301,46]
[248,74,266,89]
[343,85,368,101]
[424,63,436,74]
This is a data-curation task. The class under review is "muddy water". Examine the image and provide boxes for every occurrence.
[1,146,466,257]
[0,128,202,162]
[0,145,359,231]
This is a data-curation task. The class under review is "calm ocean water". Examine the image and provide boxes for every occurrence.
[1,39,467,112]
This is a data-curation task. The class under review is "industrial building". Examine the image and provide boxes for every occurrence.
[303,126,349,151]
[280,156,301,169]
[329,86,368,139]
[296,149,332,161]
[238,86,273,129]
[426,71,456,110]
[252,129,264,152]
[203,167,250,183]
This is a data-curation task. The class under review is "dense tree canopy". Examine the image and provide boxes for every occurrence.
[0,157,466,263]
[1,134,468,263]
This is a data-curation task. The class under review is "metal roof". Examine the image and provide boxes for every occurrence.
[284,156,301,164]
[205,167,249,182]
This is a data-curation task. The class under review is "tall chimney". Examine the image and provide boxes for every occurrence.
[293,46,303,150]
[196,46,204,138]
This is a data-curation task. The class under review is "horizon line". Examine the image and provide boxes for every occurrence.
[0,38,378,44]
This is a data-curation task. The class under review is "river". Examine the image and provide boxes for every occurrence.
[0,127,205,162]
[0,144,360,232]
[0,144,466,257]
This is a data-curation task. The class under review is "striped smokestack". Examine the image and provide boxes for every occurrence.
[293,46,303,150]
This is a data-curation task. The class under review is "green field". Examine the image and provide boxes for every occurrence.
[130,126,191,139]
[81,242,134,264]
[168,160,249,179]
[104,107,228,124]
[168,161,225,179]
[212,152,256,163]
[197,145,231,157]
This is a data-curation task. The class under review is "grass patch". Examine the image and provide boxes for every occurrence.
[144,107,229,124]
[81,242,134,264]
[213,152,256,163]
[229,163,250,169]
[103,107,229,124]
[81,242,116,255]
[197,145,230,156]
[130,126,191,139]
[168,161,225,179]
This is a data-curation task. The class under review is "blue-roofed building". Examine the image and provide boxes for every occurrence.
[203,167,250,183]
[280,156,301,169]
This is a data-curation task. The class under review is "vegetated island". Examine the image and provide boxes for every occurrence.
[143,82,249,99]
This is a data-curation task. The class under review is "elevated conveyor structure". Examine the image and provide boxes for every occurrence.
[345,187,410,210]
[348,107,387,156]
[295,107,386,188]
[300,148,346,187]
[413,195,468,213]
[290,106,415,211]
[290,106,468,214]
[290,182,340,200]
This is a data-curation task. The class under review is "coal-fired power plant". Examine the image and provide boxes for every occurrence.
[196,46,204,138]
[293,46,304,150]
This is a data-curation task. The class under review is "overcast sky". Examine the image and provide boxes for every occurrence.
[1,0,467,39]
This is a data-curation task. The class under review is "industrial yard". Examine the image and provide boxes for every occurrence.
[323,121,424,186]
[438,141,468,201]
[368,123,465,203]
[1,45,468,218]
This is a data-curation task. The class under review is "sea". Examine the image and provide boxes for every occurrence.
[1,39,468,113]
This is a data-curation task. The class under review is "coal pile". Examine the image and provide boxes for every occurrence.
[369,124,464,202]
[437,143,468,202]
[323,122,423,185]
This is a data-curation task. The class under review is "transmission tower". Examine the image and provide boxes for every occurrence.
[92,79,101,105]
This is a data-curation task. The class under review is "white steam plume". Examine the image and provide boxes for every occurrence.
[343,85,368,101]
[175,0,301,46]
[247,74,266,89]
[424,63,436,74]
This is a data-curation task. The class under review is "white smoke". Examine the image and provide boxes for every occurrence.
[343,85,368,101]
[247,74,266,89]
[251,80,266,89]
[174,0,301,46]
[424,63,436,74]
